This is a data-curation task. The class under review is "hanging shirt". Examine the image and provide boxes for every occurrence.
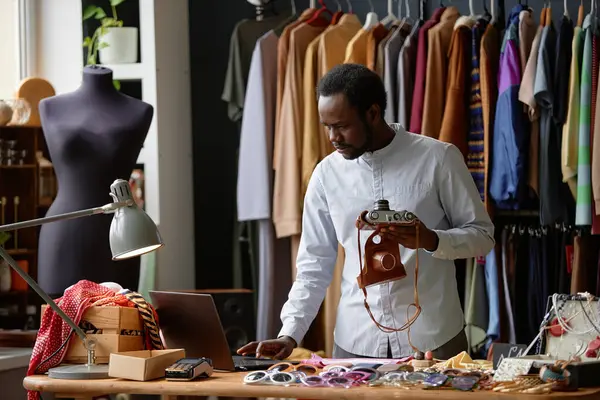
[563,25,583,199]
[466,20,489,203]
[222,14,291,123]
[590,34,600,233]
[479,22,501,214]
[576,15,593,226]
[301,14,362,195]
[375,24,400,77]
[439,16,475,157]
[421,6,460,138]
[238,31,279,222]
[592,37,600,218]
[237,32,292,340]
[410,7,446,134]
[273,22,327,238]
[519,24,543,197]
[366,23,390,72]
[274,8,316,169]
[344,28,370,64]
[518,9,537,74]
[489,5,528,210]
[535,18,570,225]
[278,124,495,358]
[384,23,412,123]
[396,22,422,128]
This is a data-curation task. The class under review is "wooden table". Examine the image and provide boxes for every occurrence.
[23,372,600,400]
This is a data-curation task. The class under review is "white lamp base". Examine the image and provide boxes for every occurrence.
[48,363,109,380]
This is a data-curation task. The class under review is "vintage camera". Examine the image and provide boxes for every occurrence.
[356,200,419,289]
[364,200,417,226]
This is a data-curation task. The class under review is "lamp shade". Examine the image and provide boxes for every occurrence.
[108,179,164,260]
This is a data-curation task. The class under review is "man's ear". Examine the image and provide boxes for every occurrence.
[367,104,380,124]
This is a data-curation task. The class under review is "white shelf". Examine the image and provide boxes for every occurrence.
[100,62,146,80]
[136,147,146,164]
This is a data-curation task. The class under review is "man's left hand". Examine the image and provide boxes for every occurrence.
[379,221,439,252]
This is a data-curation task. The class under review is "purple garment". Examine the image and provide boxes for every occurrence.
[489,5,529,210]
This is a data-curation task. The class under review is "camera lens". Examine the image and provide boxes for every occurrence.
[373,200,390,211]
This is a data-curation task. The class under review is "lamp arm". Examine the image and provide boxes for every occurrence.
[0,246,88,342]
[0,200,133,232]
[0,199,133,344]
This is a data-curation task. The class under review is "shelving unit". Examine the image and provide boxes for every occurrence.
[0,126,53,330]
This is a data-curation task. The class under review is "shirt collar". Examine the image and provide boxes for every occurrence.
[360,124,404,161]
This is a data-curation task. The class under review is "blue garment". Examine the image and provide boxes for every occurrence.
[485,250,500,342]
[489,5,529,209]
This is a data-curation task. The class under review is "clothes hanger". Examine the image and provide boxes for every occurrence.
[306,0,332,25]
[563,0,570,19]
[363,0,379,29]
[343,0,352,13]
[403,0,415,26]
[490,0,497,24]
[578,0,584,26]
[548,1,554,23]
[290,0,297,15]
[482,0,491,19]
[331,0,344,24]
[380,0,398,26]
[540,1,546,26]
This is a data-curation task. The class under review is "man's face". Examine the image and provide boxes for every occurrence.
[318,93,374,160]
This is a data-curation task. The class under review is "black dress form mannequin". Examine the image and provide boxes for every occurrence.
[38,65,153,296]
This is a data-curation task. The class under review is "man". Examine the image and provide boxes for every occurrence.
[238,64,495,360]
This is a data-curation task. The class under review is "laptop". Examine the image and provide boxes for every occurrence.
[149,290,289,371]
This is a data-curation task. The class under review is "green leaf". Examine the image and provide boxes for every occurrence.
[110,0,126,6]
[101,17,118,27]
[113,80,121,91]
[98,42,109,50]
[94,8,107,19]
[83,36,92,47]
[0,232,12,247]
[82,5,99,20]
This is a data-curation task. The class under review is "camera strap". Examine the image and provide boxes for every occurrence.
[356,221,422,352]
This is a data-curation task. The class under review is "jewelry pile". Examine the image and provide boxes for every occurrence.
[241,355,579,394]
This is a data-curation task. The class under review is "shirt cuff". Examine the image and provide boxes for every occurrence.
[277,325,304,348]
[426,230,451,259]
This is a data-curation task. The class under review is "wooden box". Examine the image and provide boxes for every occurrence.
[41,305,145,364]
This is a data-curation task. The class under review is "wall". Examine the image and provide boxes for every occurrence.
[0,0,20,99]
[32,0,83,94]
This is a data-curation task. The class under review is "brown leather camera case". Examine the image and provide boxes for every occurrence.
[355,210,421,334]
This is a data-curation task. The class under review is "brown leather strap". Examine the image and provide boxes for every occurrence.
[357,216,422,352]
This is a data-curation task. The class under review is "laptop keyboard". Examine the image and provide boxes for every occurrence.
[232,355,280,371]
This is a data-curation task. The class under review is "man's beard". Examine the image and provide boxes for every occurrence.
[341,122,374,160]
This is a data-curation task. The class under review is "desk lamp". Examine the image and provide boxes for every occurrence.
[0,179,164,380]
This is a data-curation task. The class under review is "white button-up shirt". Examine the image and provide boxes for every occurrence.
[278,124,495,358]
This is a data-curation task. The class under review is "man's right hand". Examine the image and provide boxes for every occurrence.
[237,336,296,360]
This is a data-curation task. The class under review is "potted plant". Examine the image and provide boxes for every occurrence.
[82,0,138,65]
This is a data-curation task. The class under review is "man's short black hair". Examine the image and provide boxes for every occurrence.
[316,63,387,114]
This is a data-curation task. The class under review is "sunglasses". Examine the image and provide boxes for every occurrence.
[243,370,296,386]
[299,369,373,388]
[267,362,319,375]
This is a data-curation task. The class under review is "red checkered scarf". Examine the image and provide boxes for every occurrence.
[27,280,134,400]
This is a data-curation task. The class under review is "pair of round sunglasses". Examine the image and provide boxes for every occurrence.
[243,370,296,386]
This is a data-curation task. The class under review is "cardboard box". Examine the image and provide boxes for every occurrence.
[109,349,186,381]
[41,305,145,364]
